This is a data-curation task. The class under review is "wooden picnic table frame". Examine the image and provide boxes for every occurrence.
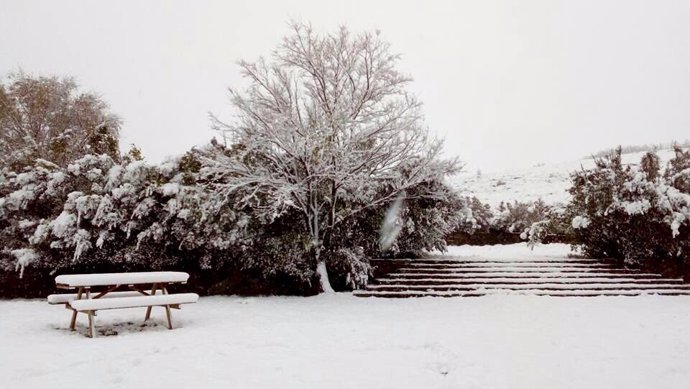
[59,282,178,337]
[54,272,191,338]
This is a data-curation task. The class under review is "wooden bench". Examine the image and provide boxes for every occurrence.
[48,271,199,338]
[48,291,148,304]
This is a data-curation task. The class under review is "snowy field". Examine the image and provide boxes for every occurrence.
[2,244,690,389]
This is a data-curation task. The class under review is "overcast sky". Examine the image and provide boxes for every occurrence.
[2,0,689,171]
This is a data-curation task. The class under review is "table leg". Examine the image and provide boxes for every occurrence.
[69,287,83,331]
[144,283,159,321]
[85,288,96,338]
[163,286,173,330]
[87,312,95,338]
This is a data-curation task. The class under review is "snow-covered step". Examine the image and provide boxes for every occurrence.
[366,283,690,291]
[400,266,614,271]
[387,272,664,278]
[404,262,614,269]
[377,277,684,285]
[396,268,617,274]
[354,289,690,298]
[372,259,598,264]
[361,255,689,298]
[397,267,638,272]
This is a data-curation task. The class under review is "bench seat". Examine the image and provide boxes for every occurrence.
[69,293,199,312]
[47,291,153,304]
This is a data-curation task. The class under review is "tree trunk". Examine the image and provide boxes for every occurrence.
[314,245,334,293]
[316,260,334,293]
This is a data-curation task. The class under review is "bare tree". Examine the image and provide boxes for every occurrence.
[207,23,458,292]
[0,72,121,170]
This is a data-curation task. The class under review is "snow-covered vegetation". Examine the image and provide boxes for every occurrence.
[0,144,462,296]
[449,146,690,247]
[206,23,458,291]
[450,148,684,207]
[0,25,461,296]
[2,23,689,296]
[0,72,121,170]
[568,146,690,266]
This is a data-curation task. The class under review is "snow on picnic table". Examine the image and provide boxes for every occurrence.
[54,271,190,287]
[1,244,690,388]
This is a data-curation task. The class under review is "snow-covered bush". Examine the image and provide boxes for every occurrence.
[494,199,551,236]
[0,144,470,296]
[1,148,250,275]
[389,179,464,255]
[447,196,572,246]
[0,159,72,273]
[325,247,371,290]
[568,146,690,266]
[458,196,495,234]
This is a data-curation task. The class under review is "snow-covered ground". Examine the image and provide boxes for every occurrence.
[2,244,690,388]
[438,242,574,260]
[450,149,681,206]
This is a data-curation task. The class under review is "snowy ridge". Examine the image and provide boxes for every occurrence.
[449,149,681,206]
[355,244,690,297]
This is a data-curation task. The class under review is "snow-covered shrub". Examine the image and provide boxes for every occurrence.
[391,179,464,255]
[494,199,551,235]
[1,148,251,276]
[458,196,495,234]
[1,139,463,295]
[447,196,572,246]
[0,159,73,273]
[325,178,462,260]
[325,247,371,290]
[567,146,690,266]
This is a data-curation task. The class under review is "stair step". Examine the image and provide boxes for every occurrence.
[354,289,690,298]
[372,259,598,264]
[387,272,663,278]
[376,277,683,285]
[397,268,643,273]
[403,263,612,268]
[362,256,688,298]
[367,283,690,291]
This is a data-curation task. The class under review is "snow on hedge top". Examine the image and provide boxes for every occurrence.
[55,271,190,287]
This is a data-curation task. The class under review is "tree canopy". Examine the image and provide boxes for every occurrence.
[208,23,458,291]
[0,72,121,170]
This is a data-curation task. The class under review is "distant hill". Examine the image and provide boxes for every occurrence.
[589,141,690,159]
[449,147,684,207]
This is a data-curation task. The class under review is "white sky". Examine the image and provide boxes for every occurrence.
[2,0,689,171]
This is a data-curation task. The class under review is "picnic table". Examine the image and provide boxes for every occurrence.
[48,271,198,338]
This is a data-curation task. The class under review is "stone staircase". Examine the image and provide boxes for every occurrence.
[354,256,690,297]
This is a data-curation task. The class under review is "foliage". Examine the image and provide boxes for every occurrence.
[0,72,121,170]
[207,22,458,291]
[447,196,571,247]
[391,179,464,255]
[567,146,690,266]
[0,27,462,296]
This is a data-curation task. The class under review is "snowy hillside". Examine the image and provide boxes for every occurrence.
[449,149,681,207]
